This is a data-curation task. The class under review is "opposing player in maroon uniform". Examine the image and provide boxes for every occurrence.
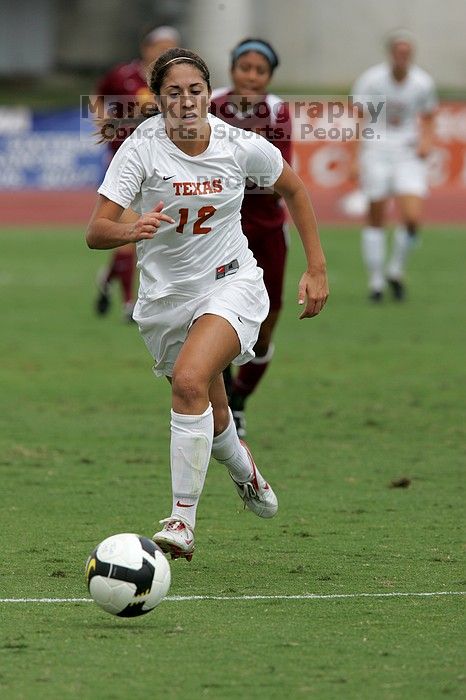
[210,38,292,436]
[95,26,180,320]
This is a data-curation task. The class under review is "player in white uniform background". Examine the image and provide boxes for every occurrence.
[86,48,329,561]
[350,30,437,301]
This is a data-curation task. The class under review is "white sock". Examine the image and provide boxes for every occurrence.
[387,226,414,280]
[211,409,253,483]
[361,227,386,292]
[170,404,213,529]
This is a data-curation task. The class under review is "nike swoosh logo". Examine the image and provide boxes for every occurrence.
[185,539,193,545]
[163,175,175,180]
[237,316,243,324]
[176,501,194,507]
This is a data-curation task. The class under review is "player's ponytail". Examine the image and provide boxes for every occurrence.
[94,103,159,146]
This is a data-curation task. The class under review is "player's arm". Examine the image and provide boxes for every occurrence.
[417,111,435,159]
[274,160,328,319]
[86,196,175,249]
[270,101,293,199]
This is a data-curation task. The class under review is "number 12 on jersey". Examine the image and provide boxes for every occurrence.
[176,206,216,235]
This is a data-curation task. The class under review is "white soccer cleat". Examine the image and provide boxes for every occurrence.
[153,518,195,561]
[231,441,278,518]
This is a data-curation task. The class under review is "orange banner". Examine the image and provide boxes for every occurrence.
[292,102,466,193]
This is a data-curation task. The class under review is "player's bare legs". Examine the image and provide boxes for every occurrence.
[208,370,275,501]
[171,314,240,415]
[154,314,278,559]
[254,310,279,358]
[180,317,278,517]
[387,194,423,300]
[362,199,387,301]
[208,373,231,436]
[229,309,280,436]
[208,370,278,519]
[398,194,423,225]
[154,315,239,559]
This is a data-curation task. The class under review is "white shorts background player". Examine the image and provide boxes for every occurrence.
[86,48,328,561]
[351,30,437,301]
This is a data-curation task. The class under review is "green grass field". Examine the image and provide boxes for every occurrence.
[1,224,465,699]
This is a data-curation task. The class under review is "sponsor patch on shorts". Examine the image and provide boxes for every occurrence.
[215,259,239,280]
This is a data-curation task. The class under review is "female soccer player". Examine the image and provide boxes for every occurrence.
[86,48,328,561]
[350,30,437,302]
[210,38,292,437]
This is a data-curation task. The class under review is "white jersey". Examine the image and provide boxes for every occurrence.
[98,113,283,300]
[352,62,437,152]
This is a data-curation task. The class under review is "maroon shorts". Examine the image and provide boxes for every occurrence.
[245,226,288,312]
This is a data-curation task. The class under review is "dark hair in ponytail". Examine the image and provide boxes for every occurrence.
[149,48,211,95]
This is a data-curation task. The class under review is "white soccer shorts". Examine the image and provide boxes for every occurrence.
[360,148,428,201]
[133,262,269,377]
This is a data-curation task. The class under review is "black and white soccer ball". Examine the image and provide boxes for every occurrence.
[85,533,171,617]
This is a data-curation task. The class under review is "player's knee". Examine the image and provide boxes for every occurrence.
[171,367,206,408]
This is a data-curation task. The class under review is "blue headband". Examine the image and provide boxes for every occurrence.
[231,41,278,70]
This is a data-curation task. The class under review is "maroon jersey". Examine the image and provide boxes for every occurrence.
[96,60,156,155]
[210,89,292,238]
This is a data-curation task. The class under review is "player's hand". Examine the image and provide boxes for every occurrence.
[129,201,175,241]
[298,268,329,319]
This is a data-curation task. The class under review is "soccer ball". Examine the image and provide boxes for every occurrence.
[85,533,171,617]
